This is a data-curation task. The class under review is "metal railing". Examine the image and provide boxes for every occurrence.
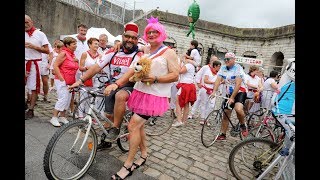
[58,0,148,24]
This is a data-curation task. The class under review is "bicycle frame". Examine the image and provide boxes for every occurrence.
[256,117,295,180]
[215,95,240,131]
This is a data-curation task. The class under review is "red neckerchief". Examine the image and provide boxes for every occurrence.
[87,50,99,59]
[62,47,75,59]
[26,27,36,37]
[210,65,217,75]
[77,34,86,41]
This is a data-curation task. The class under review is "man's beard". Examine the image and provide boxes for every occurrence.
[122,41,138,54]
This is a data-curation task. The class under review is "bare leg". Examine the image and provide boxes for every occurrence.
[221,109,232,134]
[175,95,182,122]
[29,90,37,110]
[112,114,145,179]
[41,75,49,99]
[181,103,190,124]
[234,102,246,124]
[113,90,129,128]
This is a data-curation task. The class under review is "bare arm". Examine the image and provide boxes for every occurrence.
[53,52,66,81]
[79,52,88,72]
[47,52,53,69]
[25,43,50,54]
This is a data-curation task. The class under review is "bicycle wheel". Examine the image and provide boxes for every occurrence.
[117,110,132,152]
[201,110,222,148]
[228,138,280,180]
[43,120,98,180]
[144,109,174,136]
[247,125,275,142]
[246,112,261,130]
[73,94,105,120]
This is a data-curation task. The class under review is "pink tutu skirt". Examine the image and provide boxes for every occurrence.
[127,90,169,116]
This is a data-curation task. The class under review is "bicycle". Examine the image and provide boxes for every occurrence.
[43,85,131,180]
[228,116,295,180]
[73,78,174,136]
[201,95,260,148]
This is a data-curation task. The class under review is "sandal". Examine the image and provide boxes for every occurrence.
[111,165,133,180]
[132,156,148,170]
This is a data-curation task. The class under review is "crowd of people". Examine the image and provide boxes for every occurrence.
[25,13,295,179]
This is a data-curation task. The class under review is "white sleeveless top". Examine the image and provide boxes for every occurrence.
[134,46,172,97]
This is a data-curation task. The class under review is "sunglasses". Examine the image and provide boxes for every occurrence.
[123,34,138,40]
[224,58,233,61]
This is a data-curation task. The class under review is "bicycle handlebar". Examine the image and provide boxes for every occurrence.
[214,95,233,110]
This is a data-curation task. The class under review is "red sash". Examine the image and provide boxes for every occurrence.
[25,59,42,93]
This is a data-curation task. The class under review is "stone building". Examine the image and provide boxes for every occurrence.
[26,0,294,75]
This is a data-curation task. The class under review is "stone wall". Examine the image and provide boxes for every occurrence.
[25,0,294,74]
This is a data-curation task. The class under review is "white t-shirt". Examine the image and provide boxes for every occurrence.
[179,63,195,84]
[202,68,217,89]
[25,29,49,60]
[190,49,201,67]
[195,65,210,85]
[97,49,141,81]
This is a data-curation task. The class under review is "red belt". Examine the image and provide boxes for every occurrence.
[25,59,42,93]
[248,89,258,93]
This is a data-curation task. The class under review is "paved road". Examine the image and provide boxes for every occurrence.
[25,90,243,180]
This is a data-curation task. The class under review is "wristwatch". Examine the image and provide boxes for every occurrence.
[154,76,158,84]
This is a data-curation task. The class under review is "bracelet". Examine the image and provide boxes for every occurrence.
[79,77,85,84]
[114,81,121,87]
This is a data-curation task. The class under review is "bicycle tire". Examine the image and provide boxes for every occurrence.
[247,125,276,142]
[201,110,222,148]
[73,94,105,120]
[43,120,98,180]
[144,109,174,136]
[228,137,279,180]
[116,110,132,152]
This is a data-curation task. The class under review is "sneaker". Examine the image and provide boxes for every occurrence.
[25,109,34,119]
[97,141,112,151]
[199,119,205,125]
[216,134,226,141]
[59,117,69,124]
[240,124,249,137]
[172,121,183,127]
[187,115,193,119]
[105,127,120,141]
[43,97,51,103]
[50,117,61,127]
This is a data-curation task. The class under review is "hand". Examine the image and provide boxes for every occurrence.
[209,91,216,99]
[143,43,151,54]
[227,97,235,105]
[141,75,156,85]
[68,80,81,91]
[113,41,122,52]
[104,83,118,96]
[25,42,35,49]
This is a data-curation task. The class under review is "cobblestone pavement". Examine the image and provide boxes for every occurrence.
[29,89,244,180]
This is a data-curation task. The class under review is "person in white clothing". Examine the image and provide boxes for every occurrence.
[188,55,218,119]
[198,60,221,124]
[245,65,263,113]
[78,37,102,119]
[97,33,111,87]
[71,24,90,116]
[49,40,64,92]
[25,14,50,119]
[172,55,197,127]
[261,70,279,110]
[40,42,53,102]
[168,47,181,118]
[184,40,201,68]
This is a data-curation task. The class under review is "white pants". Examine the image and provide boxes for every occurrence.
[169,82,178,109]
[190,89,202,116]
[25,61,38,94]
[54,79,72,111]
[198,87,216,119]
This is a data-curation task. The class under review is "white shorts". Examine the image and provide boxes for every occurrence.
[40,62,49,76]
[25,61,39,94]
[54,79,73,111]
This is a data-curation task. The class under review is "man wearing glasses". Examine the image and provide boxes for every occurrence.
[69,22,142,150]
[209,52,248,141]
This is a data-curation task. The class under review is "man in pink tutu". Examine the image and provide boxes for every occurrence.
[69,22,143,150]
[104,16,180,179]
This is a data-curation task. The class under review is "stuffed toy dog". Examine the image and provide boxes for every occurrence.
[129,56,152,84]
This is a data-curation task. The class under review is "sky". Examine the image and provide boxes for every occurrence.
[123,0,295,28]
